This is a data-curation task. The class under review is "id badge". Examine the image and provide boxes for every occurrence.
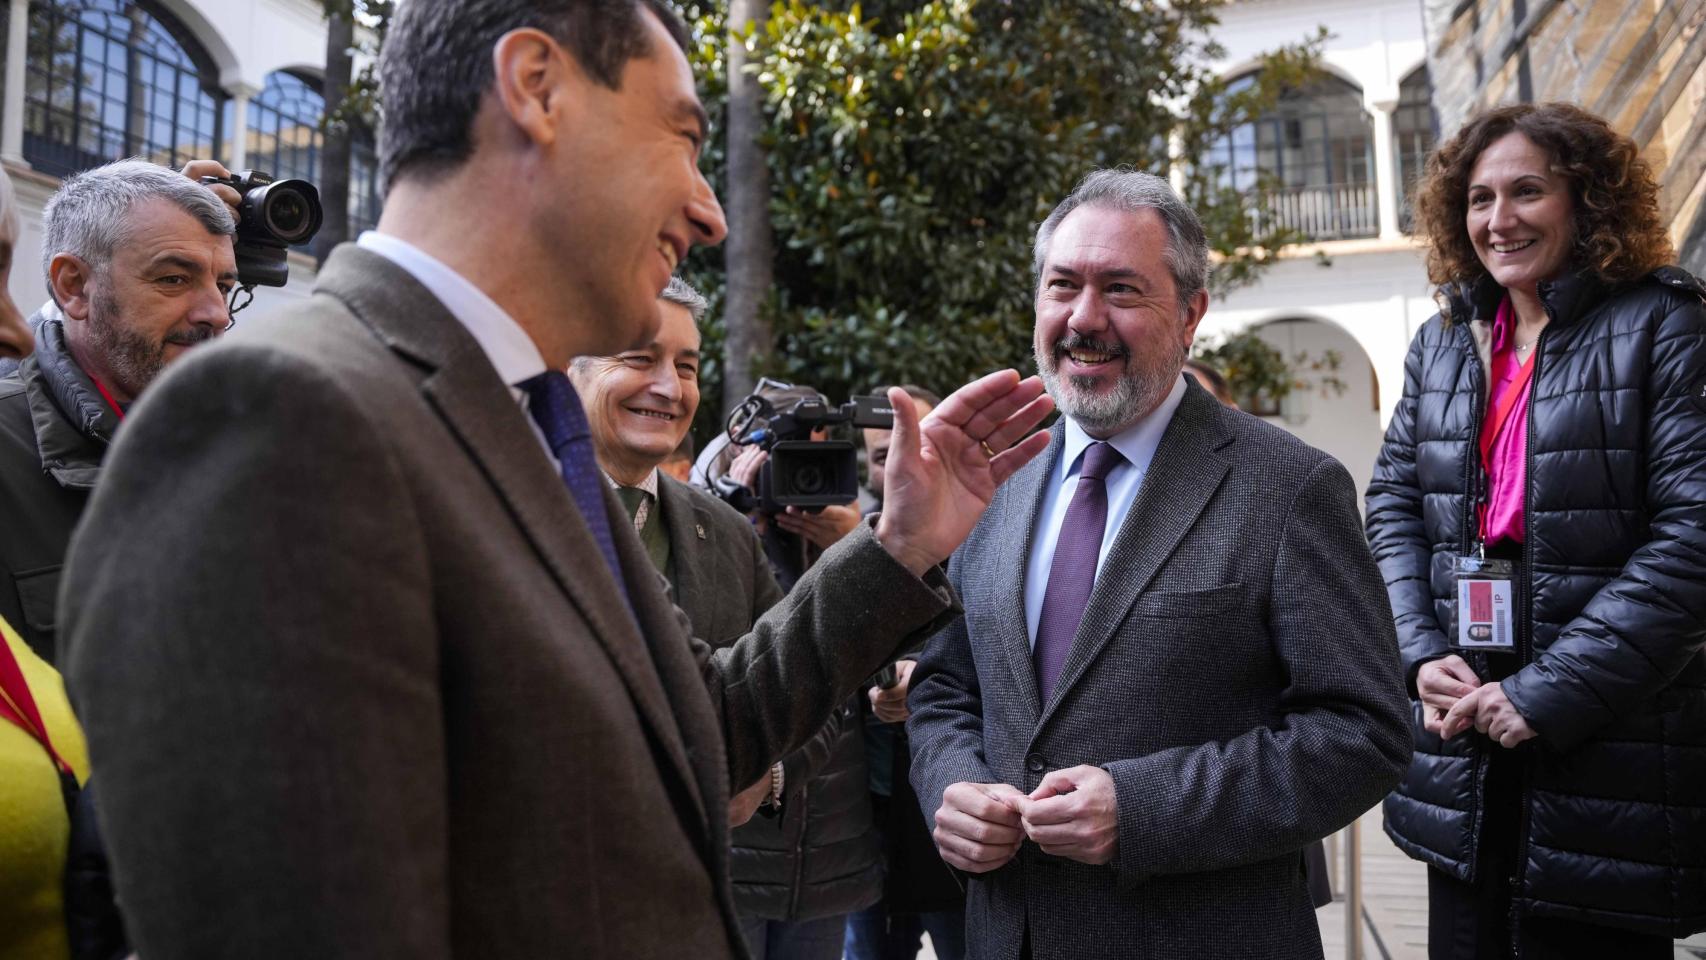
[1450,554,1514,651]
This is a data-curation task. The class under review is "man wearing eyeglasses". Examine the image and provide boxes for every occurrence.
[0,157,239,665]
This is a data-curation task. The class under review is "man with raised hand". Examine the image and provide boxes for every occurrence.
[59,2,1052,958]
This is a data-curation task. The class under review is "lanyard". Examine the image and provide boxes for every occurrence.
[1476,348,1536,545]
[0,635,75,779]
[90,376,126,422]
[1478,349,1535,471]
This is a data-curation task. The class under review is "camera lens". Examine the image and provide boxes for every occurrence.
[266,190,310,241]
[792,464,826,495]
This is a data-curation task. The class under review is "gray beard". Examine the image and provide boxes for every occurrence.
[84,289,167,399]
[1036,341,1185,436]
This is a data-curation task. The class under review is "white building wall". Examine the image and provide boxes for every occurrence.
[1193,0,1440,502]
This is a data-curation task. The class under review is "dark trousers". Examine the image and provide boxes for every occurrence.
[844,901,966,960]
[1426,749,1671,959]
[737,913,847,960]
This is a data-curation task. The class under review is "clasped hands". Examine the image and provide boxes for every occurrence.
[1418,654,1537,749]
[933,766,1118,873]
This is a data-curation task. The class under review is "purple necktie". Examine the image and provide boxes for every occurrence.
[521,371,631,611]
[1034,441,1125,704]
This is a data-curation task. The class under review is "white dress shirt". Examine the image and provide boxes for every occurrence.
[357,229,547,402]
[1023,374,1187,648]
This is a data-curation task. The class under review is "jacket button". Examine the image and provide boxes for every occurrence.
[1026,753,1046,773]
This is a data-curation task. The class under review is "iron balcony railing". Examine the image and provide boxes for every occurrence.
[1254,181,1381,242]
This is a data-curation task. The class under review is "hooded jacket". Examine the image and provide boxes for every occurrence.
[1367,266,1706,937]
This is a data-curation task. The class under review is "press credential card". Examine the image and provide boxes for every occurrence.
[1456,577,1514,649]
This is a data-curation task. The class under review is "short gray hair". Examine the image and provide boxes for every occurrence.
[1033,169,1210,315]
[41,158,235,289]
[661,276,708,322]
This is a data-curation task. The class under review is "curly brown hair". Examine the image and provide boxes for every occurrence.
[1415,102,1674,290]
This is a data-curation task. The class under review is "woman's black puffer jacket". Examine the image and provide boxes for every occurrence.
[1366,266,1706,937]
[729,696,883,920]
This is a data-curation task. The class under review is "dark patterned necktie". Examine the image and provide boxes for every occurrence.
[1034,441,1125,704]
[616,484,671,575]
[520,371,629,607]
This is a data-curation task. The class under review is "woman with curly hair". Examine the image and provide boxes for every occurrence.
[1367,101,1706,956]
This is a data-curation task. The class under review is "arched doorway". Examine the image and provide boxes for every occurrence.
[1252,317,1384,513]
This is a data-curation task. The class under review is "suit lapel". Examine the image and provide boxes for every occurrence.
[988,426,1063,724]
[315,246,707,833]
[658,476,711,610]
[1039,387,1232,726]
[611,491,715,834]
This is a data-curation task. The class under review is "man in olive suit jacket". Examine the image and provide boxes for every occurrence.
[58,2,1054,958]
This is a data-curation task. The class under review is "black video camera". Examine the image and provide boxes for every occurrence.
[199,170,323,288]
[721,378,894,514]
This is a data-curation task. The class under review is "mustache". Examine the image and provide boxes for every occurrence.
[1051,333,1129,359]
[163,325,219,347]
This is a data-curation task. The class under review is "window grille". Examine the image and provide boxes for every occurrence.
[23,0,224,177]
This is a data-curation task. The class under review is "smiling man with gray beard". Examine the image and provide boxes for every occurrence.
[906,169,1410,959]
[0,158,238,664]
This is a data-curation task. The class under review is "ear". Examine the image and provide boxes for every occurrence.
[489,27,582,150]
[1180,287,1210,345]
[48,252,95,322]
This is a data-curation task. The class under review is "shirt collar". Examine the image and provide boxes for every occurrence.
[1059,373,1187,480]
[357,231,547,390]
[605,468,660,499]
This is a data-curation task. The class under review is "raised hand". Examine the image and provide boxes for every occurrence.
[180,159,242,224]
[874,371,1053,574]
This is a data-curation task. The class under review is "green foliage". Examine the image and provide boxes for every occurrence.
[1193,330,1290,412]
[679,0,1325,446]
[1192,328,1346,413]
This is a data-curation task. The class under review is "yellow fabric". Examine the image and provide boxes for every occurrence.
[0,618,89,960]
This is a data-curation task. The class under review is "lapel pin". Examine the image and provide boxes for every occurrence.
[695,523,707,540]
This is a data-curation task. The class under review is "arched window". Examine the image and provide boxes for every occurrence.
[242,70,383,238]
[1207,72,1379,240]
[245,70,323,183]
[1393,66,1438,233]
[23,0,226,177]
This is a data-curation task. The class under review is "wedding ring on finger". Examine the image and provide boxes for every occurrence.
[980,440,997,459]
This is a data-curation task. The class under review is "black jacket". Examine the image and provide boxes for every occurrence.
[0,312,117,664]
[1367,266,1706,937]
[730,697,883,921]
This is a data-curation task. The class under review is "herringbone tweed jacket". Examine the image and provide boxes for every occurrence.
[908,379,1411,959]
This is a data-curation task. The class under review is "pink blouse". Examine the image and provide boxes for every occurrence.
[1480,297,1535,545]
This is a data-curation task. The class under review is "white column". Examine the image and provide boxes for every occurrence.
[1370,99,1402,241]
[2,0,30,165]
[225,84,258,172]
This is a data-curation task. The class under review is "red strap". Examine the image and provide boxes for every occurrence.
[0,635,75,778]
[1478,350,1536,471]
[90,375,126,422]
